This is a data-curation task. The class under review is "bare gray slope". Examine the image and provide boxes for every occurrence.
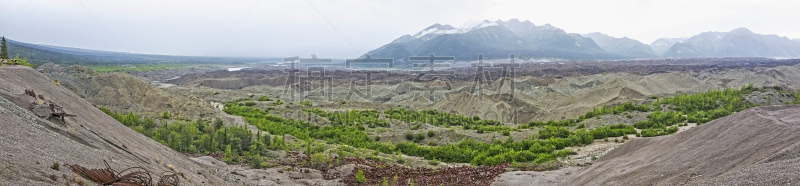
[0,66,226,185]
[566,105,800,185]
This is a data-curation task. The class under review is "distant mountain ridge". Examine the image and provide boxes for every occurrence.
[365,20,800,62]
[582,32,657,58]
[6,39,272,66]
[363,19,620,66]
[662,28,800,58]
[649,38,687,56]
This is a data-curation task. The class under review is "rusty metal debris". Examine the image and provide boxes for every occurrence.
[24,89,36,98]
[68,161,118,184]
[68,160,179,186]
[156,171,180,186]
[47,101,76,122]
[23,89,77,122]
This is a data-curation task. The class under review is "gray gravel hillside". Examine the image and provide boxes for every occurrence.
[0,66,226,185]
[566,105,800,185]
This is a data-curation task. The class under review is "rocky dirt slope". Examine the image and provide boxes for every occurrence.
[0,66,226,185]
[566,105,800,185]
[39,64,217,120]
[492,105,800,185]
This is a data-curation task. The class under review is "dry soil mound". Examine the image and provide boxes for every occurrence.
[48,70,216,120]
[565,105,800,186]
[0,66,225,185]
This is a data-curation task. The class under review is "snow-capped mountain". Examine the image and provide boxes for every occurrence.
[662,28,800,58]
[362,19,619,66]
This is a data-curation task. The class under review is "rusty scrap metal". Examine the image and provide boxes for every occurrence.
[156,171,179,186]
[24,89,36,98]
[46,101,76,122]
[68,161,118,184]
[68,160,179,186]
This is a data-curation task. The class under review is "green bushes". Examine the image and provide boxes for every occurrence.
[385,108,511,131]
[306,109,389,128]
[427,130,435,137]
[656,87,751,113]
[589,124,636,139]
[790,93,800,105]
[640,126,679,137]
[257,96,273,101]
[633,87,756,137]
[578,102,651,121]
[526,119,576,128]
[310,153,326,169]
[161,111,172,119]
[101,107,269,164]
[538,126,571,139]
[634,111,683,129]
[243,101,257,106]
[224,100,593,167]
[429,158,439,165]
[414,133,425,143]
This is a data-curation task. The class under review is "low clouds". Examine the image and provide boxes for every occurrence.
[0,0,797,58]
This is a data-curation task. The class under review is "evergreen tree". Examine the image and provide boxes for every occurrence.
[0,37,8,59]
[355,169,367,183]
[224,145,233,163]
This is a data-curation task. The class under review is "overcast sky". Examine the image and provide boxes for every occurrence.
[1,0,798,58]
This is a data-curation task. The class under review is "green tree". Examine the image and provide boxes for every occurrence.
[0,37,7,59]
[337,148,346,165]
[310,153,326,169]
[224,145,233,163]
[251,154,262,169]
[355,169,367,183]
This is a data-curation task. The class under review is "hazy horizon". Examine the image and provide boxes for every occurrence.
[1,0,798,58]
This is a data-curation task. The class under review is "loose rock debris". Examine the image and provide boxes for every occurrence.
[339,158,507,186]
[281,151,507,185]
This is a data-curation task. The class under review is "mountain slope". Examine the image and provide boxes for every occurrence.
[0,66,226,185]
[662,28,800,58]
[363,19,620,66]
[649,38,687,56]
[6,39,267,66]
[40,64,218,120]
[583,32,657,58]
[566,105,800,185]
